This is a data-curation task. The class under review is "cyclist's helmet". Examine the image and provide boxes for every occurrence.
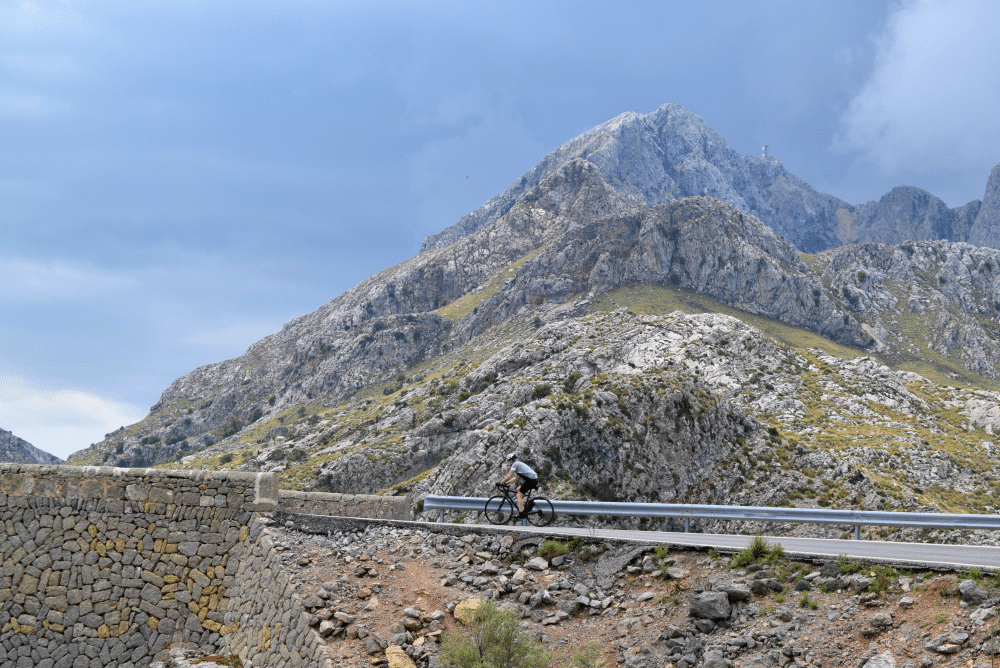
[505,452,517,462]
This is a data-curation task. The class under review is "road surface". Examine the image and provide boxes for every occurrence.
[461,522,1000,572]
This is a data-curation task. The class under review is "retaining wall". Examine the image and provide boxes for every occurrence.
[0,464,332,668]
[277,489,409,520]
[223,517,331,667]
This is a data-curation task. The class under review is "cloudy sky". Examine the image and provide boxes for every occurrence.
[2,0,998,460]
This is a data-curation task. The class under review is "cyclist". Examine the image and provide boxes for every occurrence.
[499,452,538,518]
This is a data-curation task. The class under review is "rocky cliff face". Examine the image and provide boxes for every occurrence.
[0,427,61,464]
[812,239,1000,378]
[968,164,1000,248]
[69,160,870,469]
[423,103,1000,255]
[853,187,967,244]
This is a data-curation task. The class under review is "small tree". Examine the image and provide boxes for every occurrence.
[440,600,551,668]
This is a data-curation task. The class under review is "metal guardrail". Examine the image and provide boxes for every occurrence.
[422,494,1000,539]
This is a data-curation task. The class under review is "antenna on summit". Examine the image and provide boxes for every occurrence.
[762,144,769,159]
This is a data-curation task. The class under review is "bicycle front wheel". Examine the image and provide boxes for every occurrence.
[484,495,512,525]
[527,497,555,527]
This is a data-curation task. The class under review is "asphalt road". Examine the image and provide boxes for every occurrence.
[470,523,1000,572]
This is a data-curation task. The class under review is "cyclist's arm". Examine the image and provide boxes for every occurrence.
[499,469,517,484]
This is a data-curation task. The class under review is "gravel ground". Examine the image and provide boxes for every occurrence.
[254,517,1000,668]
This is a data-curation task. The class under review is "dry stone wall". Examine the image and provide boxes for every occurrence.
[277,489,409,520]
[223,516,332,667]
[0,464,332,668]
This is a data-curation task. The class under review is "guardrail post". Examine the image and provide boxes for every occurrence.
[439,509,445,523]
[684,518,690,533]
[854,524,860,540]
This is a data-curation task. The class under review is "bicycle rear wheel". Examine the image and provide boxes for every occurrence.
[484,495,512,525]
[527,497,555,527]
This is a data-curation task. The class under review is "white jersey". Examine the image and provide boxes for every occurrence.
[509,461,537,480]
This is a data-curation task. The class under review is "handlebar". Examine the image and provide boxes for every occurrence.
[495,482,511,490]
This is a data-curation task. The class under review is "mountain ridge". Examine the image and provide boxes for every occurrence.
[422,103,999,255]
[0,427,62,465]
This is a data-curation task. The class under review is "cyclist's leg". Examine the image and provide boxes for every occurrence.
[518,478,538,515]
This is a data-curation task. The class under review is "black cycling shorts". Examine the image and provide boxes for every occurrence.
[518,477,538,494]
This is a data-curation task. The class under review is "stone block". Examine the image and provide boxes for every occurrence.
[454,598,484,625]
[178,543,199,557]
[688,591,731,620]
[147,487,172,504]
[959,579,988,604]
[386,645,417,668]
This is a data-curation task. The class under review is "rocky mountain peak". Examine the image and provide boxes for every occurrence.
[422,104,1000,256]
[0,427,62,464]
[968,163,1000,248]
[852,186,958,244]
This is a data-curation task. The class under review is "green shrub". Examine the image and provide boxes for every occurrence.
[653,545,673,580]
[217,417,242,439]
[838,554,863,575]
[576,544,606,562]
[219,453,234,465]
[868,564,899,594]
[563,371,582,394]
[960,567,986,584]
[567,641,603,668]
[798,592,818,610]
[440,599,552,668]
[732,535,784,568]
[531,384,552,401]
[537,540,568,560]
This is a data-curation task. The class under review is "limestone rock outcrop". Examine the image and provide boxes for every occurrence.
[0,427,61,464]
[968,164,1000,248]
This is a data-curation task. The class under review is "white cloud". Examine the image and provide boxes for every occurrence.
[0,257,134,300]
[0,374,146,461]
[835,0,1000,174]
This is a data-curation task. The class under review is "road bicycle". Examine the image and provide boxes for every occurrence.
[484,482,555,526]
